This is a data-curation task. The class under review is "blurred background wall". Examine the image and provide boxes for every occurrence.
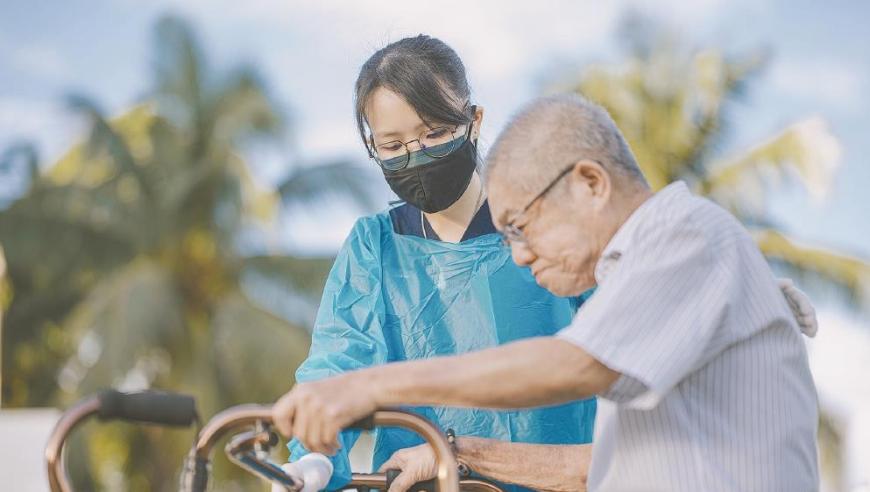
[0,1,867,490]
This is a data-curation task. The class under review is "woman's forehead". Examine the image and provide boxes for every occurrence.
[366,87,428,140]
[366,86,470,140]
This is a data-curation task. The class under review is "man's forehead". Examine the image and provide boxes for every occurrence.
[488,177,532,227]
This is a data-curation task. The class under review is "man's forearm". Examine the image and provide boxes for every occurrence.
[457,437,591,492]
[366,337,617,410]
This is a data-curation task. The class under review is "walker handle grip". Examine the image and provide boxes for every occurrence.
[347,414,375,431]
[97,389,198,427]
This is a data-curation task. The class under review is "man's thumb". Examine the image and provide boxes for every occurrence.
[378,456,402,473]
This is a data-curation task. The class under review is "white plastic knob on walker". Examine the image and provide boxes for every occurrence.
[271,453,334,492]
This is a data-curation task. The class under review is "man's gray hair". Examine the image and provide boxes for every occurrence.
[485,94,647,194]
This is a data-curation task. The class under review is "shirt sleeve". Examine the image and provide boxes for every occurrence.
[286,219,389,489]
[557,217,734,410]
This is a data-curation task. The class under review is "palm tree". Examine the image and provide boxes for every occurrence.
[550,16,869,488]
[551,17,870,301]
[0,15,372,491]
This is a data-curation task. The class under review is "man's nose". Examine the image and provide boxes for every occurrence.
[511,241,537,267]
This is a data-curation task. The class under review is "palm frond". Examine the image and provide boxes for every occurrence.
[704,117,841,215]
[753,228,870,303]
[278,159,378,210]
[211,291,311,403]
[152,15,206,131]
[550,17,770,192]
[65,95,156,203]
[59,259,186,397]
[243,254,334,297]
[0,142,40,191]
[208,67,284,142]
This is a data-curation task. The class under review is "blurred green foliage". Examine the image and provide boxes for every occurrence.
[0,15,371,491]
[1,12,867,492]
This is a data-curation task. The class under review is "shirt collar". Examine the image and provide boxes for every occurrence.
[594,181,690,283]
[391,200,497,242]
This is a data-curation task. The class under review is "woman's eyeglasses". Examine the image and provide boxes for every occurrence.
[369,124,468,171]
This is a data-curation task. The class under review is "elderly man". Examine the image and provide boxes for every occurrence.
[273,94,820,491]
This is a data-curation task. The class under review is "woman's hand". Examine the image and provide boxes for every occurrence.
[378,443,438,492]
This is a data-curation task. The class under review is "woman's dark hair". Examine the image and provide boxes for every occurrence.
[355,35,473,152]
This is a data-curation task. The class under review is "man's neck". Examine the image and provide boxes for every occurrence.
[617,184,654,225]
[597,183,655,254]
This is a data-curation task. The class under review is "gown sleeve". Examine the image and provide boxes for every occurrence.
[286,218,389,490]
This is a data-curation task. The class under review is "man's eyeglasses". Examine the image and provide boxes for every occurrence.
[500,164,576,246]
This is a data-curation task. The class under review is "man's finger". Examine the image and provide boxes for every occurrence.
[387,470,416,492]
[304,408,331,454]
[321,422,340,456]
[272,396,295,437]
[308,415,327,454]
[292,403,311,450]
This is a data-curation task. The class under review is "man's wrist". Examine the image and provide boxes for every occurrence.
[446,429,471,476]
[364,365,397,407]
[454,436,484,471]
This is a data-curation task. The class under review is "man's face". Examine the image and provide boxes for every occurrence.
[490,164,609,297]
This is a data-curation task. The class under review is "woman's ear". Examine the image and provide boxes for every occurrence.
[472,105,484,140]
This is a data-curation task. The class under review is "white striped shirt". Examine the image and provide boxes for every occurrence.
[558,182,819,491]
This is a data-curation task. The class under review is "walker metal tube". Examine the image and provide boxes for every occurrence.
[348,473,504,492]
[46,390,197,492]
[45,397,101,492]
[186,406,460,492]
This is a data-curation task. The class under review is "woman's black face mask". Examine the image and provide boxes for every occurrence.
[382,124,478,213]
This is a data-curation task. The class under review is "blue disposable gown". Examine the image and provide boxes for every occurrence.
[288,211,596,491]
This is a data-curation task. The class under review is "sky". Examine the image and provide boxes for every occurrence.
[1,1,869,486]
[1,0,868,257]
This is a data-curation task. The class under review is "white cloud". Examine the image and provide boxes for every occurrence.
[626,0,731,26]
[133,0,623,81]
[769,57,867,111]
[297,117,359,158]
[278,202,361,254]
[323,1,621,82]
[8,43,70,80]
[124,0,749,160]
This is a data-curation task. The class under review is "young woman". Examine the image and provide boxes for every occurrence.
[285,35,597,491]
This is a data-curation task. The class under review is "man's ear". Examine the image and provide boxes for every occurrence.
[471,105,485,140]
[571,159,612,209]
